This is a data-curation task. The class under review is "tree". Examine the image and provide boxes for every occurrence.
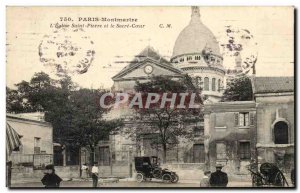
[7,72,123,165]
[60,88,123,164]
[124,75,203,163]
[6,87,25,113]
[221,76,253,101]
[30,77,56,111]
[7,72,59,113]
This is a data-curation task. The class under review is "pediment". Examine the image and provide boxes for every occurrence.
[112,58,183,81]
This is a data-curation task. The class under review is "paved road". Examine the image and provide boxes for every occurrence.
[11,180,253,188]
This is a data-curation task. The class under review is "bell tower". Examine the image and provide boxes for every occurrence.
[191,6,201,23]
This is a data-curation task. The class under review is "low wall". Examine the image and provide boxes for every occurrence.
[55,166,80,179]
[99,164,130,178]
[11,165,81,183]
[12,167,44,183]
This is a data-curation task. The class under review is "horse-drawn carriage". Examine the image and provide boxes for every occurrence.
[248,162,289,187]
[134,156,179,183]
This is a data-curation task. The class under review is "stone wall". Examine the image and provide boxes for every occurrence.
[11,166,81,183]
[98,164,130,178]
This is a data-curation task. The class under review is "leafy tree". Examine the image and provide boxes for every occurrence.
[7,72,123,165]
[7,72,59,113]
[7,80,36,113]
[6,87,25,113]
[124,75,203,163]
[48,89,123,163]
[221,76,253,101]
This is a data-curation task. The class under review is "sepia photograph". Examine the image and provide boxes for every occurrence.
[5,6,295,188]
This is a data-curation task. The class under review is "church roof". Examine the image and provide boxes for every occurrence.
[252,76,294,94]
[112,46,182,80]
[172,7,221,59]
[137,46,170,65]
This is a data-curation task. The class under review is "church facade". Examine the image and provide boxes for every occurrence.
[108,6,230,167]
[92,7,294,180]
[112,6,226,102]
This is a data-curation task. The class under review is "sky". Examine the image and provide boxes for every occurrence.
[6,6,294,89]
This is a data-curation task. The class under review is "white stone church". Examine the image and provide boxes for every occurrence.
[92,7,294,180]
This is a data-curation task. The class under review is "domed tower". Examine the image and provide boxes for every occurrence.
[171,6,225,102]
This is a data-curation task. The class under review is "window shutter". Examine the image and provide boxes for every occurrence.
[250,112,255,126]
[234,113,239,126]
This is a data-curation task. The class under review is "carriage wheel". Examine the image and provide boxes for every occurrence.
[274,172,285,187]
[171,173,179,183]
[136,172,144,183]
[153,168,162,179]
[252,174,263,187]
[162,173,172,183]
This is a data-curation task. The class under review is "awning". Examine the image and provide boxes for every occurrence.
[6,123,22,158]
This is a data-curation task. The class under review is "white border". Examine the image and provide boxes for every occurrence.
[0,1,298,193]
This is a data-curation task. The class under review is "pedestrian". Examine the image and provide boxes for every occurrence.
[81,163,88,180]
[41,164,62,188]
[200,171,211,187]
[91,162,99,188]
[209,164,228,187]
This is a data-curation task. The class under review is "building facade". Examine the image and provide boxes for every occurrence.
[94,7,295,180]
[252,77,294,172]
[112,46,184,92]
[6,113,53,168]
[112,6,226,102]
[203,101,257,175]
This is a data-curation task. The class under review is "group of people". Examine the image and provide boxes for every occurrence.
[81,162,100,187]
[200,164,229,187]
[41,162,295,188]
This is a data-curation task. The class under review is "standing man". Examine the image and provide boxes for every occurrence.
[81,163,88,180]
[200,171,211,187]
[209,164,228,187]
[41,164,62,188]
[91,162,99,188]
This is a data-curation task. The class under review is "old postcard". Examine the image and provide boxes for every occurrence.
[6,6,295,188]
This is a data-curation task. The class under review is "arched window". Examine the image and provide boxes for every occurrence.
[195,56,201,60]
[204,77,209,91]
[274,121,289,144]
[212,78,216,91]
[195,77,201,87]
[218,79,221,92]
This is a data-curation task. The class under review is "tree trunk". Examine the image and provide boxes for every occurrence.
[162,143,167,163]
[90,146,95,166]
[79,147,82,178]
